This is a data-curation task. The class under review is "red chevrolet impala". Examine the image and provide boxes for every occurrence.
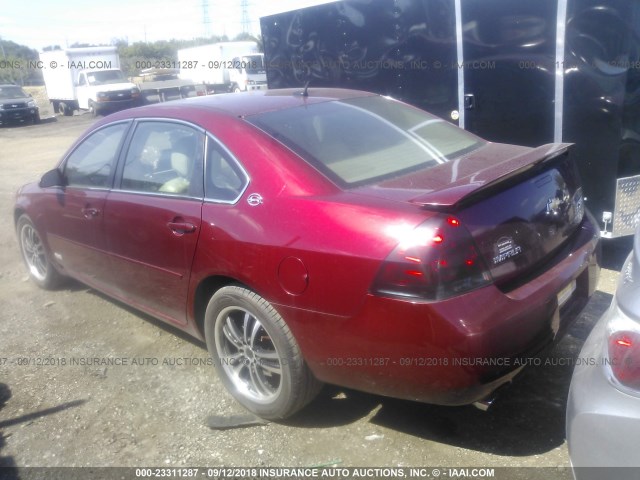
[14,88,600,419]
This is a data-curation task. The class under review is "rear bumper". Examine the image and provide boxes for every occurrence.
[567,300,640,473]
[279,212,600,405]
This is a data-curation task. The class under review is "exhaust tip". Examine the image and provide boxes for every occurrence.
[471,381,512,412]
[472,397,495,412]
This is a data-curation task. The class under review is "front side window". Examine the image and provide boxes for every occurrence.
[64,123,128,188]
[246,96,485,186]
[121,121,204,198]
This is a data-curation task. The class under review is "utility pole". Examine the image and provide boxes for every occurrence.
[202,0,211,38]
[240,0,251,35]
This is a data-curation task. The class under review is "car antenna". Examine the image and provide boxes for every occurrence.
[301,81,310,97]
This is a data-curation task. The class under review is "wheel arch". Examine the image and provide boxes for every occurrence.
[14,208,26,228]
[193,274,250,337]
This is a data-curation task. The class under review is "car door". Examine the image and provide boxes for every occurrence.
[103,120,205,326]
[43,121,129,291]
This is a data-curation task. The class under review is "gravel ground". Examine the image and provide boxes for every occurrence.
[0,104,628,476]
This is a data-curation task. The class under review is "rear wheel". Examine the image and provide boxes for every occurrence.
[17,215,63,289]
[57,102,73,116]
[204,286,321,419]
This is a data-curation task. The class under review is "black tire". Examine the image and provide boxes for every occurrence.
[16,214,64,290]
[204,286,322,419]
[58,102,73,116]
[88,101,98,117]
[33,113,41,124]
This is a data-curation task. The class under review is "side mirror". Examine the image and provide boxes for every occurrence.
[39,168,66,188]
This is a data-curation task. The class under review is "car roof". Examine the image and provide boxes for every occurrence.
[110,88,378,121]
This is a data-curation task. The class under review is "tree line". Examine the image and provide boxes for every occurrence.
[0,33,262,86]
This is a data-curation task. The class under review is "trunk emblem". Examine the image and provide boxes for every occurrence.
[492,236,523,265]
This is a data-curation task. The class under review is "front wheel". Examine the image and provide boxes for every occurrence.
[16,215,64,289]
[204,286,322,419]
[88,101,98,117]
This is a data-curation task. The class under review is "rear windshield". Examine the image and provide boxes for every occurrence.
[246,96,484,186]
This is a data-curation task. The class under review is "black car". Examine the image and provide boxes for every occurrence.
[0,84,40,126]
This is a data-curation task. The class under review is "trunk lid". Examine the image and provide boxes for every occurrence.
[353,142,586,288]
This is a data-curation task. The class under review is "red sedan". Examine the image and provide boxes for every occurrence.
[14,88,600,419]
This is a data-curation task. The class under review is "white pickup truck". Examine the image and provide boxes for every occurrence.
[40,47,141,116]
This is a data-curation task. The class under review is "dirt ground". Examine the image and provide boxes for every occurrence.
[0,98,629,475]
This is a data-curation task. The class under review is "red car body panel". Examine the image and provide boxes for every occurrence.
[14,88,601,406]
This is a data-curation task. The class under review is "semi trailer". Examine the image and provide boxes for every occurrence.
[261,0,640,237]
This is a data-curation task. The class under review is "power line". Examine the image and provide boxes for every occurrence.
[240,0,251,34]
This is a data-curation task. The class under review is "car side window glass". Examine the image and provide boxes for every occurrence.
[64,123,127,188]
[205,137,248,202]
[121,122,204,198]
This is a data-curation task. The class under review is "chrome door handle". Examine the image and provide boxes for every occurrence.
[167,221,196,235]
[81,207,100,219]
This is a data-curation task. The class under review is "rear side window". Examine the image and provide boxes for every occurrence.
[64,123,127,188]
[246,96,484,186]
[205,136,248,203]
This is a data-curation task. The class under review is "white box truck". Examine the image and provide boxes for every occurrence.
[39,47,141,116]
[177,42,267,93]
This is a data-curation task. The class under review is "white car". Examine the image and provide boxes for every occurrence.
[567,224,640,479]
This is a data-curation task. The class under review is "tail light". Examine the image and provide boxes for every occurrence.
[608,328,640,391]
[371,215,492,301]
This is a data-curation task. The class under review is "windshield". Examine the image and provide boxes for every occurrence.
[242,55,265,74]
[246,96,485,186]
[86,70,126,86]
[0,86,29,99]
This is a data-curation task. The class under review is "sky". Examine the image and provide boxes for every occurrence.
[0,0,337,51]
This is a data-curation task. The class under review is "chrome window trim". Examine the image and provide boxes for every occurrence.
[60,120,132,168]
[203,134,251,205]
[109,189,204,202]
[128,117,208,135]
[61,120,132,189]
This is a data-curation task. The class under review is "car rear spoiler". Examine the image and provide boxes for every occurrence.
[409,143,574,212]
